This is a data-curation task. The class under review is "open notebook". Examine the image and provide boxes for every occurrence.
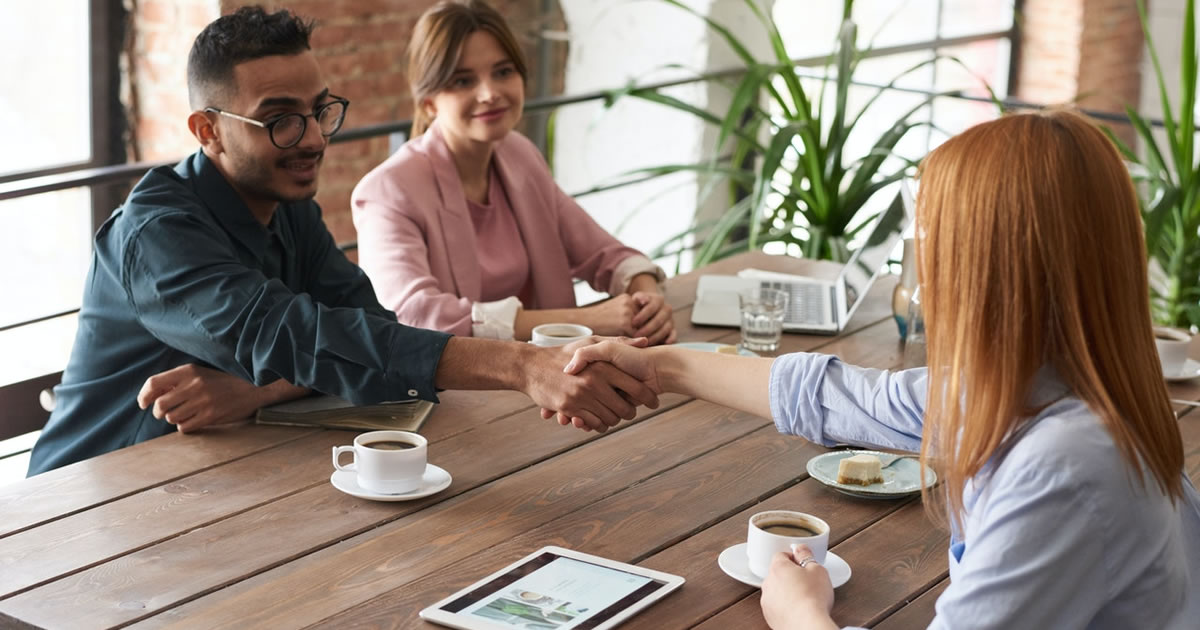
[255,395,435,432]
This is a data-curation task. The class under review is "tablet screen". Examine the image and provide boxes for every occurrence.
[438,551,668,630]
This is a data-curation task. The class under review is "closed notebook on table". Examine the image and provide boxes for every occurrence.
[255,395,435,432]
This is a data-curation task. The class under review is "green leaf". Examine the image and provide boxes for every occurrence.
[1136,0,1183,174]
[742,0,812,119]
[824,20,858,183]
[717,64,769,152]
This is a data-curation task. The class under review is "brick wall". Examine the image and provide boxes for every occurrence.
[1015,0,1145,144]
[125,0,565,248]
[126,0,220,163]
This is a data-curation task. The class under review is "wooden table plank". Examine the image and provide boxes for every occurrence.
[0,429,359,597]
[1181,412,1200,485]
[1,388,535,542]
[301,428,835,630]
[872,579,948,630]
[693,500,949,630]
[8,398,726,628]
[0,424,317,539]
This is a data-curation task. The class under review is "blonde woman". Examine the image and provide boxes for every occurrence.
[352,0,675,344]
[563,111,1200,629]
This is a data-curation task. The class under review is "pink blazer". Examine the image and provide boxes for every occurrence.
[351,121,650,336]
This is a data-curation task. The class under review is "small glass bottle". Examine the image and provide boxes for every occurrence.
[892,237,918,340]
[902,286,926,369]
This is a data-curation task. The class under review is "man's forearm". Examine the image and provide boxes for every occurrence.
[434,337,529,392]
[257,379,311,408]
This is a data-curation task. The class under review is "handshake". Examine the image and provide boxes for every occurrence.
[527,336,667,433]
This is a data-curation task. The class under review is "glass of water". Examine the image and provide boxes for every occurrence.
[739,287,789,352]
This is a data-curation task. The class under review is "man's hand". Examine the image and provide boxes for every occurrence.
[760,545,838,630]
[524,337,659,432]
[539,339,662,430]
[137,364,302,433]
[630,291,676,345]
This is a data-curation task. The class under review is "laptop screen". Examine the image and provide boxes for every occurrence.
[839,187,911,321]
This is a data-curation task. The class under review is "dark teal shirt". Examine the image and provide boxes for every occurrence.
[28,151,451,475]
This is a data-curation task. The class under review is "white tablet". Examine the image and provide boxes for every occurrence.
[419,546,685,630]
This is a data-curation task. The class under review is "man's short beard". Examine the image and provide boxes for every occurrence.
[228,148,323,204]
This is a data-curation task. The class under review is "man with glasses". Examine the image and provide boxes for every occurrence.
[27,6,656,475]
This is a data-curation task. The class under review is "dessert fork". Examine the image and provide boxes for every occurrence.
[877,453,918,469]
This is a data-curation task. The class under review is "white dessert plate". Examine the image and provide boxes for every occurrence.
[675,341,759,357]
[330,464,452,501]
[1165,358,1200,383]
[806,450,935,499]
[717,542,850,589]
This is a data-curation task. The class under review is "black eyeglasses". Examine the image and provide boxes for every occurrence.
[205,96,350,149]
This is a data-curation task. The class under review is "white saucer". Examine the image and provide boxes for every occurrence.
[330,464,452,501]
[1165,358,1200,382]
[717,542,851,589]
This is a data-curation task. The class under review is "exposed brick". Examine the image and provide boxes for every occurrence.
[1017,0,1143,145]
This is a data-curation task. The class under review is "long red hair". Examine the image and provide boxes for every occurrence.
[917,110,1184,529]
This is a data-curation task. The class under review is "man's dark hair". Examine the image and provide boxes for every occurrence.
[187,6,315,109]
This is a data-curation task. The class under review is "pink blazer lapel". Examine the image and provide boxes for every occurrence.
[422,122,482,300]
[491,135,577,309]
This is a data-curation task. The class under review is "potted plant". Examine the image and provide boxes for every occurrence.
[1104,0,1200,328]
[602,0,996,271]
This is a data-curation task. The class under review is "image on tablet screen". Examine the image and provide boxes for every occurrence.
[448,554,662,629]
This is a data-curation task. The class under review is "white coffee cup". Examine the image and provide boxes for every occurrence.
[1153,326,1192,377]
[531,323,593,347]
[332,430,427,494]
[746,510,830,579]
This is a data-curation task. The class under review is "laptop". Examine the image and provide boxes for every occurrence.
[690,182,914,335]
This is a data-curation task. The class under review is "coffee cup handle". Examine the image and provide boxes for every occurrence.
[332,446,356,472]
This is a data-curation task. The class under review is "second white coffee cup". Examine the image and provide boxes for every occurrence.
[332,430,427,494]
[531,323,593,347]
[746,510,830,579]
[1153,326,1192,377]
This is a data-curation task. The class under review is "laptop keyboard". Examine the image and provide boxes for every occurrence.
[759,281,830,325]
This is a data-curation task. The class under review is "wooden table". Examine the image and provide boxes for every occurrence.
[3,251,1200,630]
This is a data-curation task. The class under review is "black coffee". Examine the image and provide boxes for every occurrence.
[363,440,417,450]
[759,521,821,537]
[1156,332,1182,341]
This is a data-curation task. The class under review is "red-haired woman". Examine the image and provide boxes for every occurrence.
[563,110,1200,629]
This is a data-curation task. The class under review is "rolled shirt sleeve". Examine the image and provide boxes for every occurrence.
[768,352,925,452]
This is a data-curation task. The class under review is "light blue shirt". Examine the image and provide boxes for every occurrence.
[769,352,1200,630]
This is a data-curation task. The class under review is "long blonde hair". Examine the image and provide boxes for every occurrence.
[407,0,528,136]
[917,110,1184,529]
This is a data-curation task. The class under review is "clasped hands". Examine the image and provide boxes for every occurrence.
[534,337,661,432]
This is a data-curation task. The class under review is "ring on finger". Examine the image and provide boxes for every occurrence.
[798,557,821,569]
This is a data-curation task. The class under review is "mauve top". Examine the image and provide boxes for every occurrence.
[465,165,531,304]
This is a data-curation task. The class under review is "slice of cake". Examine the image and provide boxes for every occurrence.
[837,454,884,485]
[715,344,740,355]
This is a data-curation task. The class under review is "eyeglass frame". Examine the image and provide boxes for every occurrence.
[203,96,350,149]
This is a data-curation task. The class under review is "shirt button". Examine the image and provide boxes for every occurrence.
[407,389,419,397]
